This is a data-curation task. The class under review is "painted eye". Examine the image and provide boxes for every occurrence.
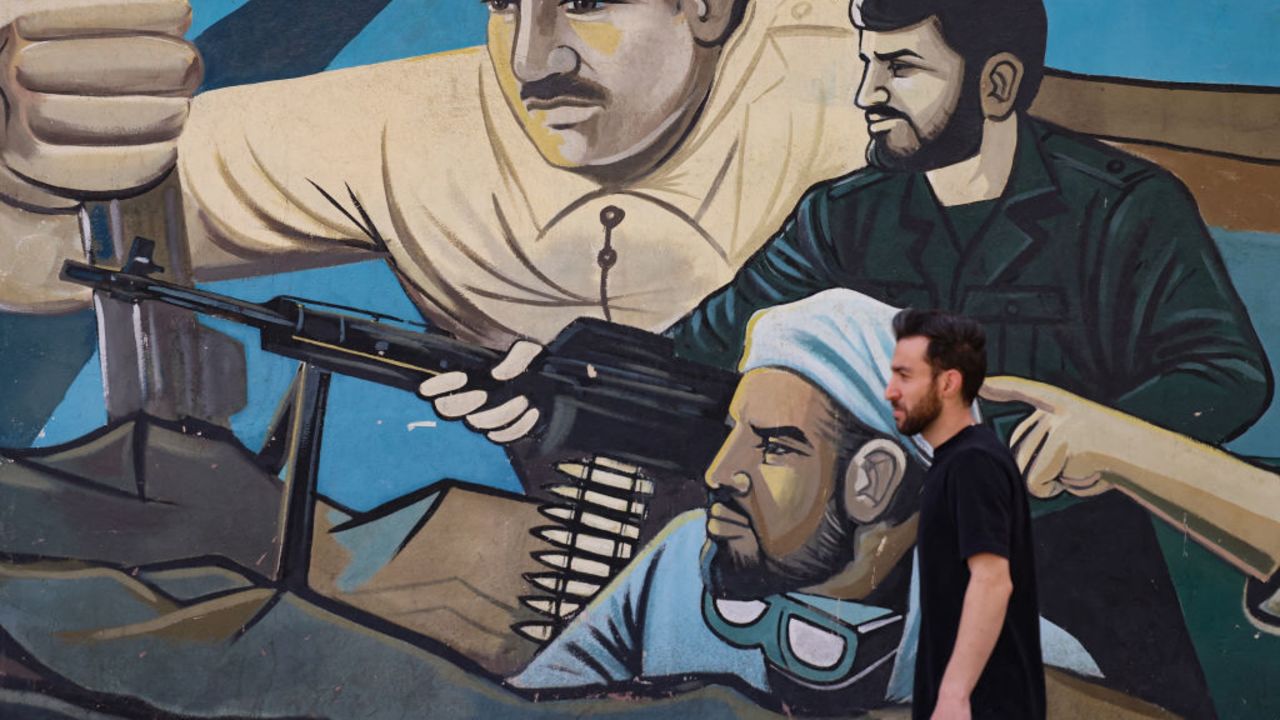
[485,0,517,12]
[887,61,916,77]
[757,440,795,458]
[561,0,606,13]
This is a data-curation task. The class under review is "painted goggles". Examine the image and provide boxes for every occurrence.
[702,589,904,687]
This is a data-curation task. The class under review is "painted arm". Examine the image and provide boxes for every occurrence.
[1096,173,1271,444]
[666,186,843,369]
[981,375,1280,581]
[932,553,1013,720]
[0,0,199,312]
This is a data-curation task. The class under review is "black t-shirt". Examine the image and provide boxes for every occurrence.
[913,425,1045,720]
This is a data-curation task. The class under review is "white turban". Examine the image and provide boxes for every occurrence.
[738,289,932,465]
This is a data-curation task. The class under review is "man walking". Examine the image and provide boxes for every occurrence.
[886,309,1043,719]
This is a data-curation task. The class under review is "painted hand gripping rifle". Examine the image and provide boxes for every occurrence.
[61,238,738,639]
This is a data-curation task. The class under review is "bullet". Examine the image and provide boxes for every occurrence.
[549,484,646,516]
[540,505,641,539]
[512,622,555,643]
[534,551,613,578]
[524,572,602,598]
[534,527,635,560]
[556,461,655,496]
[522,596,584,618]
[595,457,641,475]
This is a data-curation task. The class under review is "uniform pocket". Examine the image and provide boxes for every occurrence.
[960,286,1069,378]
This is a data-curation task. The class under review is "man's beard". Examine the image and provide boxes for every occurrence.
[701,492,856,600]
[894,380,943,436]
[865,74,985,173]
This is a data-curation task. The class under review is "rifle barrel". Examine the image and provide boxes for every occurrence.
[60,261,294,330]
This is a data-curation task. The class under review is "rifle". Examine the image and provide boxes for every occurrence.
[60,238,738,483]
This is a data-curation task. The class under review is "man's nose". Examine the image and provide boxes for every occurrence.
[512,8,579,83]
[705,443,752,495]
[855,64,889,110]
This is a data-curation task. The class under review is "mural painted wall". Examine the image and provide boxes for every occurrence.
[1,0,1277,718]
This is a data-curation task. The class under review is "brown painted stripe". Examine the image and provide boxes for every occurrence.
[1034,71,1280,162]
[1108,142,1280,234]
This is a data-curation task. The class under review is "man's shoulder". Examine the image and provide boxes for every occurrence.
[192,47,487,125]
[938,428,1018,475]
[1030,117,1185,196]
[600,510,707,599]
[822,166,901,202]
[652,510,710,553]
[778,167,901,224]
[183,47,494,203]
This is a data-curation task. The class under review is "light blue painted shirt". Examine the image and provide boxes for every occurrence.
[510,511,912,695]
[511,511,1100,697]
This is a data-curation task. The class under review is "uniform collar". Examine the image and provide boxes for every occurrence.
[893,114,1070,292]
[898,114,1065,226]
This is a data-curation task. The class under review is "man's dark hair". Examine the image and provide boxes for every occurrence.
[892,308,988,404]
[854,0,1048,111]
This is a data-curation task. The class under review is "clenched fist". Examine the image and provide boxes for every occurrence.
[978,376,1117,500]
[0,0,201,210]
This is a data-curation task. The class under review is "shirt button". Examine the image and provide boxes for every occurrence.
[1106,159,1125,174]
[1005,302,1020,317]
[598,248,618,269]
[791,1,812,19]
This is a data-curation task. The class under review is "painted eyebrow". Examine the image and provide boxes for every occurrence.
[750,424,812,447]
[873,49,924,62]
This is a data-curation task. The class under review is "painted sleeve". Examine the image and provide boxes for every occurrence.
[508,541,666,688]
[1098,173,1272,443]
[175,64,411,280]
[665,186,844,369]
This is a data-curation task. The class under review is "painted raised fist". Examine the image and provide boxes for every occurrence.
[0,0,201,211]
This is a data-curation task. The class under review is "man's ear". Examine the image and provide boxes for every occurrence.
[689,0,742,46]
[939,367,964,402]
[843,438,908,524]
[980,52,1024,121]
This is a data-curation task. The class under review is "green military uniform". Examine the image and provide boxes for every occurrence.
[668,114,1272,718]
[669,115,1271,444]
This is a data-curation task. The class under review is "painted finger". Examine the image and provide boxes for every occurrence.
[2,139,177,195]
[434,390,488,419]
[16,37,201,95]
[466,395,530,431]
[1014,424,1052,489]
[10,1,192,39]
[487,408,540,444]
[1025,435,1071,499]
[1008,410,1047,456]
[25,94,189,145]
[1061,472,1109,496]
[979,375,1071,412]
[0,162,79,210]
[491,340,543,381]
[418,372,468,398]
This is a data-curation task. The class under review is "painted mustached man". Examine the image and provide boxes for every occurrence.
[1,0,867,352]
